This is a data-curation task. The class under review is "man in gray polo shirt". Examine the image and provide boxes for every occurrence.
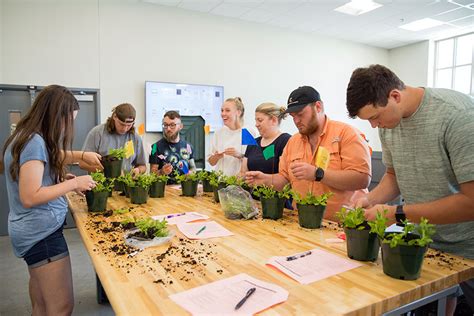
[346,64,474,313]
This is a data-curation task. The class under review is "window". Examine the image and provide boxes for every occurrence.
[434,33,473,95]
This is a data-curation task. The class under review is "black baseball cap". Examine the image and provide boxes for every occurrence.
[284,86,321,114]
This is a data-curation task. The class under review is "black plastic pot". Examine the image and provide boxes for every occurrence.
[85,190,109,212]
[129,186,148,204]
[344,227,380,261]
[381,242,427,280]
[212,182,227,202]
[297,204,326,229]
[261,197,285,220]
[149,181,166,198]
[181,180,198,197]
[202,179,214,193]
[102,158,123,178]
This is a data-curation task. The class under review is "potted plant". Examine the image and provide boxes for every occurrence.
[336,206,380,261]
[253,184,291,220]
[128,217,169,240]
[175,171,199,197]
[197,170,214,193]
[128,173,154,204]
[85,171,115,212]
[116,172,133,197]
[369,212,435,280]
[209,171,227,202]
[101,146,126,179]
[149,173,169,198]
[293,191,333,229]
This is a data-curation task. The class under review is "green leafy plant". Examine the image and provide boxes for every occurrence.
[292,191,333,206]
[135,218,169,238]
[150,172,169,183]
[225,175,245,187]
[196,170,211,181]
[278,184,292,199]
[113,208,129,215]
[116,172,134,187]
[336,207,367,230]
[252,184,277,199]
[90,171,115,192]
[174,170,199,183]
[129,173,154,189]
[208,170,225,187]
[106,146,127,160]
[369,211,436,248]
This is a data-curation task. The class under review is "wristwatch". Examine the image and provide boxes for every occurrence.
[395,205,406,225]
[314,167,324,182]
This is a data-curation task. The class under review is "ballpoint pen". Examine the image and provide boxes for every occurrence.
[286,250,312,261]
[196,225,206,235]
[234,287,256,310]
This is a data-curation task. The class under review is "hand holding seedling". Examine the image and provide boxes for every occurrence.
[223,147,241,159]
[290,162,316,181]
[74,175,96,196]
[244,171,265,186]
[162,163,173,175]
[364,204,396,223]
[82,151,103,170]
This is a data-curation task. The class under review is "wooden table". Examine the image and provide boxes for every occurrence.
[67,188,474,315]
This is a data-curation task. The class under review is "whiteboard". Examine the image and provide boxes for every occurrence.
[145,81,224,132]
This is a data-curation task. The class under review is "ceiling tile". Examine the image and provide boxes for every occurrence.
[240,8,276,23]
[210,2,253,17]
[178,1,221,13]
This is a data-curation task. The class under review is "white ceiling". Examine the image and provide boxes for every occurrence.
[143,0,474,49]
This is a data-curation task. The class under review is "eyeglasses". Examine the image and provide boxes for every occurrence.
[162,123,179,129]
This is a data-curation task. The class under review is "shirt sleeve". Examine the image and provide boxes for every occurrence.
[133,135,147,166]
[278,138,291,181]
[20,135,48,166]
[339,126,371,176]
[445,109,474,183]
[82,125,101,152]
[379,128,393,169]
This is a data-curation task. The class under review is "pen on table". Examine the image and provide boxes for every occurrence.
[166,212,186,219]
[196,225,206,235]
[286,250,312,261]
[234,287,256,310]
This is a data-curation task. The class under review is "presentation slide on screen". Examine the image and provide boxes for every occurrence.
[146,81,224,132]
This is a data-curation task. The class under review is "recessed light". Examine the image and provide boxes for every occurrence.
[399,18,445,31]
[334,0,383,16]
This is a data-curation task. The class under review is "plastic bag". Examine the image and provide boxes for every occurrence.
[218,185,259,220]
[124,228,175,250]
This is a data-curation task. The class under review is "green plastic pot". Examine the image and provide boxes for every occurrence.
[261,197,285,220]
[129,186,148,204]
[212,183,227,202]
[149,181,166,198]
[344,227,380,261]
[85,190,109,212]
[202,179,214,193]
[102,159,123,178]
[297,203,326,229]
[181,180,198,197]
[381,242,427,280]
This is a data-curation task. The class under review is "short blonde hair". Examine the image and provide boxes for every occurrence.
[255,102,287,124]
[225,97,245,124]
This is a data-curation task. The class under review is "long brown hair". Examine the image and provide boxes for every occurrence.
[0,85,79,183]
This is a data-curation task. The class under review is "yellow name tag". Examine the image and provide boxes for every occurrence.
[315,146,329,170]
[124,140,134,159]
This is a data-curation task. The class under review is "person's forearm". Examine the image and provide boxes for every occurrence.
[62,150,83,164]
[79,160,100,173]
[20,179,78,208]
[208,154,219,166]
[262,174,288,191]
[322,169,370,191]
[368,171,400,205]
[135,165,147,174]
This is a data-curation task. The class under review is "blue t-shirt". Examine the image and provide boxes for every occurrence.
[4,134,67,257]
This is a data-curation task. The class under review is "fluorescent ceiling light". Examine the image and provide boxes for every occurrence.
[334,0,383,16]
[399,18,445,31]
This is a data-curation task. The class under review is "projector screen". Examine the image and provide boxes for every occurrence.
[145,81,224,132]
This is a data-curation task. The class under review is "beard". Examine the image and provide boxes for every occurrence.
[298,106,319,136]
[164,130,180,142]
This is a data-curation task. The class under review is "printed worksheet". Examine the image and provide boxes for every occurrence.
[152,212,209,225]
[177,221,233,239]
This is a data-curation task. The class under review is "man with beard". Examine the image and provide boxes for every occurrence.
[245,86,371,220]
[149,111,196,183]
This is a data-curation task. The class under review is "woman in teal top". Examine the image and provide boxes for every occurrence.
[0,85,101,315]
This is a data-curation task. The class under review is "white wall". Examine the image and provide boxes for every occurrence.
[388,41,430,87]
[2,0,390,154]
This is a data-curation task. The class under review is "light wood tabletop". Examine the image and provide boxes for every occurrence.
[67,187,474,316]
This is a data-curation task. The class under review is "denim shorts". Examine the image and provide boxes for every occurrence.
[23,226,69,268]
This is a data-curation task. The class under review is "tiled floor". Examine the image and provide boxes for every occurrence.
[0,228,114,316]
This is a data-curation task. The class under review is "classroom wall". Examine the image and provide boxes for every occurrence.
[388,41,430,87]
[2,0,391,156]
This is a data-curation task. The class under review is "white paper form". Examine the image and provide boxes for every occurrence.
[177,221,234,239]
[169,273,288,315]
[152,212,209,225]
[267,248,361,284]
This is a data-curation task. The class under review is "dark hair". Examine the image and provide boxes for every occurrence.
[106,103,136,134]
[0,85,79,183]
[163,110,181,120]
[346,64,405,118]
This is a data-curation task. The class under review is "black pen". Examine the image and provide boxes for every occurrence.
[286,250,312,261]
[234,287,256,310]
